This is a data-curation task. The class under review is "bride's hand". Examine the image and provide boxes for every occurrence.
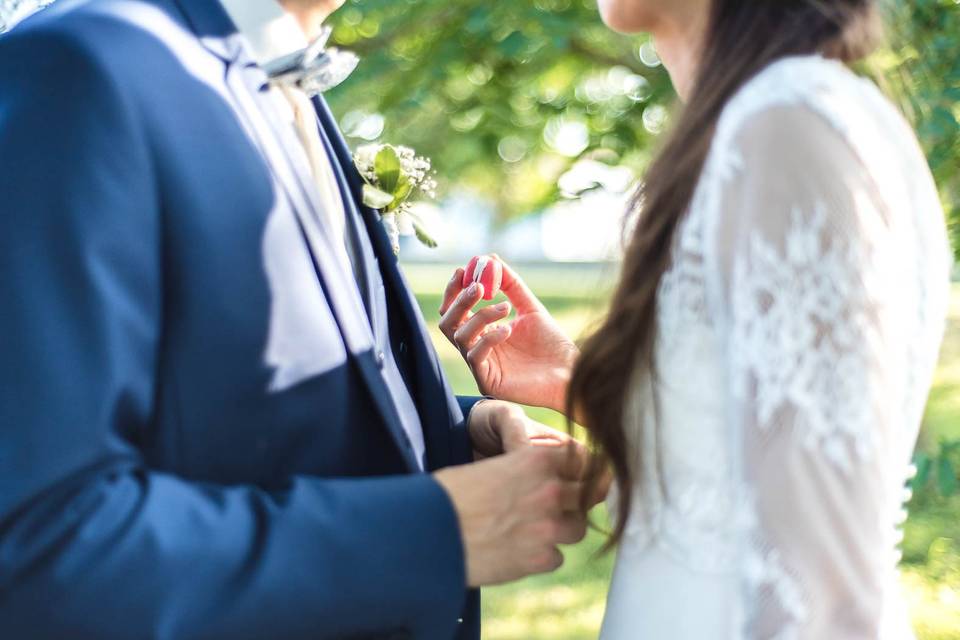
[439,256,578,415]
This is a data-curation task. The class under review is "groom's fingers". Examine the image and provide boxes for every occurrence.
[545,480,583,514]
[555,514,589,545]
[536,441,591,484]
[438,268,465,316]
[453,302,512,351]
[587,468,614,508]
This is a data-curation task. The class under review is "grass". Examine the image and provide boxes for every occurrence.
[902,284,960,640]
[919,287,960,447]
[404,262,960,640]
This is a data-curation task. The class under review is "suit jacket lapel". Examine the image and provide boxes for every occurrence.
[309,116,378,325]
[240,84,424,472]
[230,65,374,351]
[313,97,462,469]
[172,0,420,471]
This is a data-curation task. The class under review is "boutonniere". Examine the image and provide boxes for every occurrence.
[353,144,438,255]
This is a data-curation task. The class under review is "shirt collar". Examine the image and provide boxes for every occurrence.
[217,0,308,66]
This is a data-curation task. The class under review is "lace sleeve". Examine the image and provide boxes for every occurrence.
[706,104,920,638]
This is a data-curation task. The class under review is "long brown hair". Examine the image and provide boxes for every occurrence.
[569,0,882,547]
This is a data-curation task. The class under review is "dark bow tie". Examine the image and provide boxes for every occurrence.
[262,26,359,96]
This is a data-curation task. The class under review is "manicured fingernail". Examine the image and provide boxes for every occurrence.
[495,302,510,313]
[468,283,481,296]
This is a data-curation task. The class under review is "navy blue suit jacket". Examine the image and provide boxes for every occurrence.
[0,1,481,637]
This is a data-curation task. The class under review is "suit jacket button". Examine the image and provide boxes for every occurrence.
[376,350,386,369]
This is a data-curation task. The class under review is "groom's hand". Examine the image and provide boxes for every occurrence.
[434,400,605,587]
[466,399,572,459]
[434,442,590,587]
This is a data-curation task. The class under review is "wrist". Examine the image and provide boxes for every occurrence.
[467,399,525,460]
[545,373,570,417]
[466,398,493,460]
[547,348,578,416]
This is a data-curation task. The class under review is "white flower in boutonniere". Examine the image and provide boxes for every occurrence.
[354,144,438,255]
[0,0,55,33]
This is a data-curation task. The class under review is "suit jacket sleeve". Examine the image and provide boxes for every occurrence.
[0,25,467,640]
[450,396,488,465]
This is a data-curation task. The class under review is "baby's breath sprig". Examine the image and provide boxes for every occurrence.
[353,144,438,255]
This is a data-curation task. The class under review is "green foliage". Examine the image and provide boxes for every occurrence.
[879,0,960,258]
[329,0,960,246]
[913,439,960,498]
[327,0,672,219]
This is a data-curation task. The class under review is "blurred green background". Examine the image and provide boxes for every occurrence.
[325,0,960,637]
[1,0,955,635]
[327,0,960,248]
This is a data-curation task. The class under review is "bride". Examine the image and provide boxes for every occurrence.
[439,0,952,637]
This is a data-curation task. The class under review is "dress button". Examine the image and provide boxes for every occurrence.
[376,350,386,369]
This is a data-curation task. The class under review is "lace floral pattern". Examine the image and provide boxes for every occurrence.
[728,204,885,469]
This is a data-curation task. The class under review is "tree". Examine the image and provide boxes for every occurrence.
[878,0,960,258]
[328,0,960,255]
[5,0,955,249]
[327,0,673,220]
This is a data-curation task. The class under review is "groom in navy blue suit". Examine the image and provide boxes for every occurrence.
[0,1,591,638]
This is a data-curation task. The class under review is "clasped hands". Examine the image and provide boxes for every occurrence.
[433,257,604,588]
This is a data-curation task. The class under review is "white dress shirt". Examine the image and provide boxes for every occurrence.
[219,0,352,254]
[217,0,307,63]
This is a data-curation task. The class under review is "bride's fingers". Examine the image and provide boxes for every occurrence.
[438,268,465,316]
[526,421,573,445]
[439,281,484,345]
[453,302,511,352]
[494,254,547,315]
[466,324,512,369]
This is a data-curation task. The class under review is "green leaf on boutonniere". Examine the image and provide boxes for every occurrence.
[410,211,438,248]
[413,221,438,248]
[374,145,401,195]
[394,175,413,203]
[362,184,395,210]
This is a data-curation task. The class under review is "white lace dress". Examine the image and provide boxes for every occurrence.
[600,56,952,639]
